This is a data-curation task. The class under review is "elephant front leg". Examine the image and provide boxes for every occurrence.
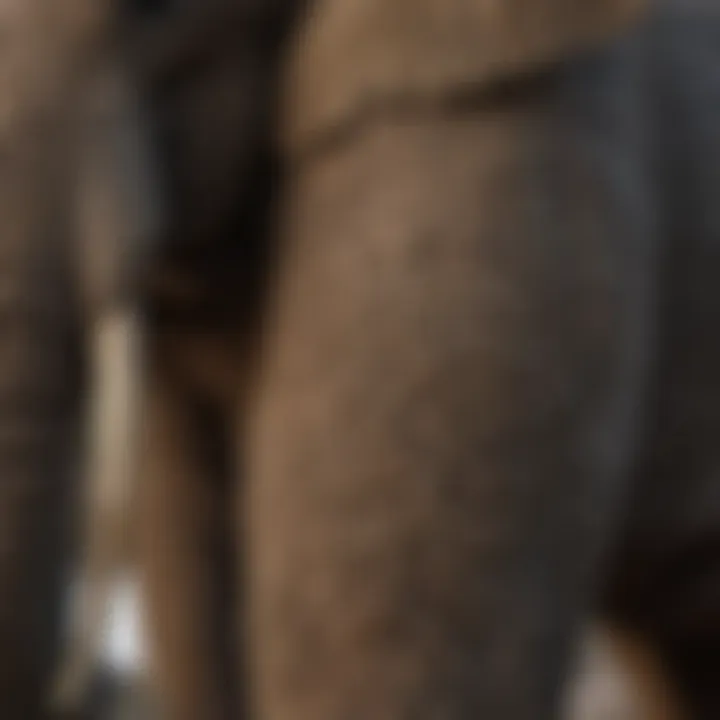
[138,368,237,720]
[0,291,79,719]
[248,82,655,719]
[0,131,82,720]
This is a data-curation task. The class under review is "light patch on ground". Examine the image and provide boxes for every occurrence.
[103,576,146,675]
[565,625,685,720]
[101,588,686,720]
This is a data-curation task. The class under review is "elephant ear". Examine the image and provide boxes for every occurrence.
[282,0,649,152]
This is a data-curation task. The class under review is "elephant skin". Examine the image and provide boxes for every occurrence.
[64,1,720,720]
[248,1,720,719]
[282,0,647,152]
[0,1,164,717]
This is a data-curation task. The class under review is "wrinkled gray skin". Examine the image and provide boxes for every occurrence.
[121,3,720,720]
[4,2,720,720]
[251,9,720,720]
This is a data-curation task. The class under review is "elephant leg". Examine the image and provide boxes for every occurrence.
[0,312,79,720]
[0,126,83,719]
[248,68,655,719]
[139,365,237,720]
[0,256,80,715]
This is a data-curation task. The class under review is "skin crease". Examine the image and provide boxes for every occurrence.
[51,1,718,720]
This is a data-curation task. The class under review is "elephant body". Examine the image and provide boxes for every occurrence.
[252,15,655,717]
[133,1,720,719]
[2,0,720,719]
[98,2,720,720]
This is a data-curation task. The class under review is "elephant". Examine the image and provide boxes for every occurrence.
[56,1,717,720]
[0,1,163,717]
[0,0,279,715]
[258,0,720,720]
[28,1,720,720]
[249,2,720,718]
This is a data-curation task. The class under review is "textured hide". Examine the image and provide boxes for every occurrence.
[282,0,649,151]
